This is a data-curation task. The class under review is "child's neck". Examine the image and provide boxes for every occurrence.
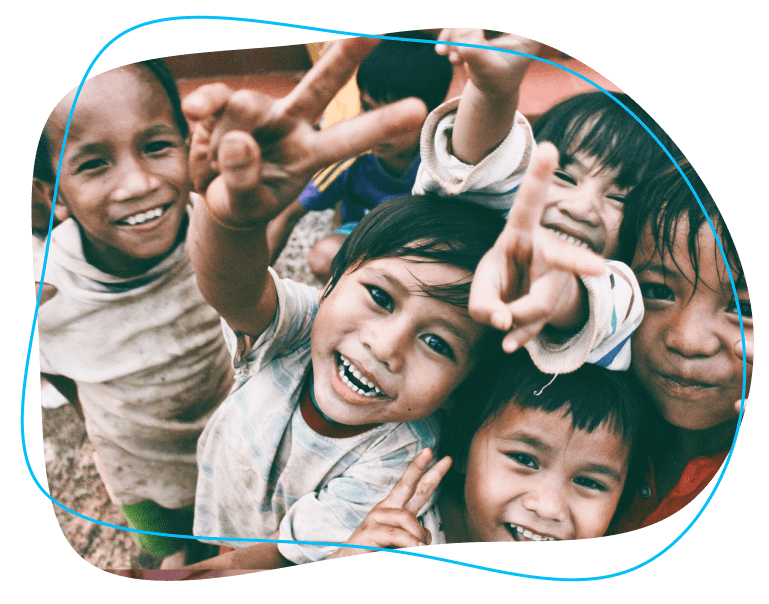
[377,147,419,178]
[653,416,737,500]
[79,214,188,279]
[437,489,471,544]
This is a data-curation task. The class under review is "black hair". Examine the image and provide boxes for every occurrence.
[325,194,506,309]
[356,31,453,113]
[35,58,188,185]
[442,349,647,520]
[534,92,681,192]
[618,159,744,288]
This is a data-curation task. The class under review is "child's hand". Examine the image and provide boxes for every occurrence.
[182,38,428,226]
[733,337,752,415]
[469,143,607,353]
[330,449,452,559]
[435,29,540,100]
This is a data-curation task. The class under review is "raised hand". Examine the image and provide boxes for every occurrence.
[329,449,452,558]
[435,29,540,99]
[468,143,607,353]
[733,337,753,415]
[182,37,428,224]
[434,29,540,165]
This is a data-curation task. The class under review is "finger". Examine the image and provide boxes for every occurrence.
[735,397,747,415]
[539,232,607,277]
[189,122,217,193]
[310,97,427,169]
[209,89,278,164]
[404,456,452,514]
[506,142,560,234]
[281,37,380,122]
[469,250,516,331]
[205,131,274,223]
[470,277,515,331]
[733,338,753,364]
[182,82,234,125]
[502,317,548,353]
[380,448,434,509]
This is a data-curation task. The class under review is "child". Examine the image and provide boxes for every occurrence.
[416,30,670,371]
[332,350,646,552]
[266,31,453,280]
[34,60,233,565]
[611,160,751,531]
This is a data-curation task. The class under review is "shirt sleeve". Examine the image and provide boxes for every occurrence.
[298,158,356,212]
[221,267,321,382]
[412,97,535,213]
[277,419,439,564]
[525,261,644,374]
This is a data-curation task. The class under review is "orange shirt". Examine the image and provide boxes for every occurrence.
[612,449,728,534]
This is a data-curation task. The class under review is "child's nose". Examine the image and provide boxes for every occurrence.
[664,302,721,358]
[360,316,409,372]
[112,157,160,201]
[521,480,568,523]
[558,185,601,225]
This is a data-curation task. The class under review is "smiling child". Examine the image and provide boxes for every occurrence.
[333,350,645,551]
[612,160,751,531]
[34,60,233,564]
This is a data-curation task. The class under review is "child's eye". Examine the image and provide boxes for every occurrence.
[554,170,576,185]
[727,299,752,319]
[420,334,455,360]
[639,282,675,302]
[506,452,538,470]
[145,140,175,154]
[76,158,108,173]
[573,476,607,492]
[607,194,627,204]
[365,285,394,312]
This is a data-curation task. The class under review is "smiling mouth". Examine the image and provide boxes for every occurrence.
[116,204,170,226]
[507,524,559,542]
[545,227,595,252]
[336,353,385,398]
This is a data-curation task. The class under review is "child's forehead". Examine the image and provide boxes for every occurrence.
[48,66,168,144]
[487,403,628,459]
[634,217,741,290]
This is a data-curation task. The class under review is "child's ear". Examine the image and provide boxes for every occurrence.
[33,178,71,225]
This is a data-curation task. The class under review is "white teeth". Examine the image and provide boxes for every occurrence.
[551,229,591,250]
[337,354,382,397]
[509,524,557,542]
[123,207,164,225]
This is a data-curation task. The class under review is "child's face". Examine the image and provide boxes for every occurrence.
[46,65,190,277]
[359,92,421,163]
[540,152,628,258]
[311,256,487,425]
[631,219,751,430]
[462,404,628,542]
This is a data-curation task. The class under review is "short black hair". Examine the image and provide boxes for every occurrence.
[534,92,681,192]
[442,349,647,518]
[356,31,453,113]
[35,58,188,185]
[618,159,743,288]
[325,194,505,309]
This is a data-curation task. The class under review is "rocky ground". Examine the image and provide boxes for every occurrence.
[41,209,334,570]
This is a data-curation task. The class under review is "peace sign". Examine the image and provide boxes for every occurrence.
[182,37,428,225]
[468,143,607,352]
[328,449,452,559]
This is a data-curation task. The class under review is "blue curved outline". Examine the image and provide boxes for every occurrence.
[22,16,748,580]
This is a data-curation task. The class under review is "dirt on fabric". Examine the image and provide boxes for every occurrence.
[41,209,333,570]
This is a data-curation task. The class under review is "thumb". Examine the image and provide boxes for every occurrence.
[218,131,262,195]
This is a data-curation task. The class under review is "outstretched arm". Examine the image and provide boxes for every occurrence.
[184,38,427,337]
[436,29,540,165]
[469,143,606,353]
